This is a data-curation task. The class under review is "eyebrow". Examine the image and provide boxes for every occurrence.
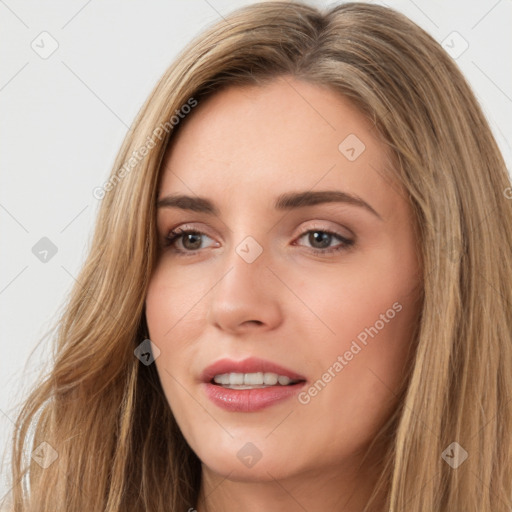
[156,190,383,220]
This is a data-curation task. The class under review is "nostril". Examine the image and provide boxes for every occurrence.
[246,320,263,326]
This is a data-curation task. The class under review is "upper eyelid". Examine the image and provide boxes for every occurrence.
[167,223,218,240]
[160,217,353,234]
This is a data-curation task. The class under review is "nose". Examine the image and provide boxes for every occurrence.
[207,243,284,334]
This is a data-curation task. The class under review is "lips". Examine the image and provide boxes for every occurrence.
[200,357,307,412]
[200,357,307,383]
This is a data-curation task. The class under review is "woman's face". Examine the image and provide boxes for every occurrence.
[145,76,422,482]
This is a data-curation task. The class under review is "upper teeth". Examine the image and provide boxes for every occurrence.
[213,372,298,386]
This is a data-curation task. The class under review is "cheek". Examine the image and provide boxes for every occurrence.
[144,265,210,410]
[145,262,210,342]
[144,268,207,444]
[293,252,418,348]
[295,251,420,400]
[291,277,419,457]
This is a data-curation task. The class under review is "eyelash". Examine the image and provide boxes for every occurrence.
[161,227,354,256]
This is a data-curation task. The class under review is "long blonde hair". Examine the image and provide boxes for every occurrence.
[3,2,512,510]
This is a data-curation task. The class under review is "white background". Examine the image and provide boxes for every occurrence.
[1,0,511,501]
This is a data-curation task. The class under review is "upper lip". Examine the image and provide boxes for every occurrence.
[201,357,307,383]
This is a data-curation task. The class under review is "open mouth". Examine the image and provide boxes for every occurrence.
[203,360,308,412]
[210,371,306,390]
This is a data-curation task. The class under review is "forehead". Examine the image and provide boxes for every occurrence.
[158,77,395,208]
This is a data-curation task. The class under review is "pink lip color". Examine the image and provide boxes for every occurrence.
[201,357,307,412]
[203,381,307,412]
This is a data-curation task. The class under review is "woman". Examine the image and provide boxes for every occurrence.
[4,2,512,511]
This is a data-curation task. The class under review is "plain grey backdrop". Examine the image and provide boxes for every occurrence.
[1,0,511,499]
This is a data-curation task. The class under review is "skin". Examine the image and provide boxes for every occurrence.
[145,75,423,512]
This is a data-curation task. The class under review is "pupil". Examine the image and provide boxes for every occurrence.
[310,231,331,248]
[184,233,202,250]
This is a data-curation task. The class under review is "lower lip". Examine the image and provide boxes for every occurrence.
[203,381,307,412]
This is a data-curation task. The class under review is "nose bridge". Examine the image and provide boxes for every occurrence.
[217,233,270,302]
[207,233,283,331]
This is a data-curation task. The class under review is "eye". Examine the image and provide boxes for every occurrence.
[161,226,354,256]
[162,227,217,254]
[294,228,354,254]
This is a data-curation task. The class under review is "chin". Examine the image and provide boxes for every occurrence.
[195,441,305,482]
